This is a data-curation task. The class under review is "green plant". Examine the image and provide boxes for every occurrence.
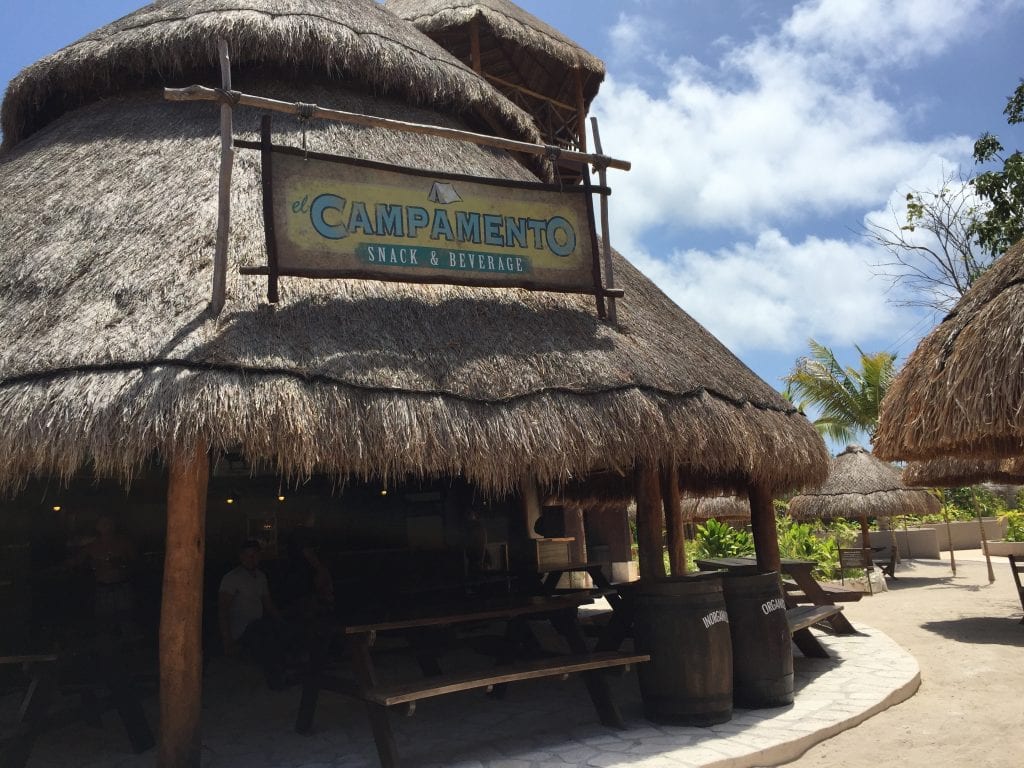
[1003,510,1024,542]
[943,486,1008,518]
[693,519,755,559]
[775,514,838,580]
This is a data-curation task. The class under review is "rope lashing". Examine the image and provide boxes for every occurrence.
[544,145,564,190]
[295,102,317,156]
[213,88,242,107]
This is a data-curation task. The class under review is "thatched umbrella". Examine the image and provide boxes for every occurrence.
[875,239,1024,462]
[384,0,604,162]
[680,494,751,524]
[788,444,939,551]
[0,0,827,763]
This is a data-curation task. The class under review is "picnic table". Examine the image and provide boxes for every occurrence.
[295,592,648,768]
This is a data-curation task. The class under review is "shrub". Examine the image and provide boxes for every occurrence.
[693,519,755,559]
[1003,510,1024,542]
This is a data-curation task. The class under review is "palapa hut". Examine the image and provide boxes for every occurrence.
[0,0,827,763]
[875,239,1024,462]
[384,0,604,179]
[788,444,938,550]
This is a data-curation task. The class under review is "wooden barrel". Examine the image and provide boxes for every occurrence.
[632,573,733,725]
[722,572,793,708]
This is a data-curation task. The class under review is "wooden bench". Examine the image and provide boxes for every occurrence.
[362,651,648,711]
[786,605,844,658]
[784,580,863,602]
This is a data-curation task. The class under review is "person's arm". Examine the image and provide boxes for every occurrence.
[219,589,237,655]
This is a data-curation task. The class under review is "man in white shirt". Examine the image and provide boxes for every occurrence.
[218,540,287,689]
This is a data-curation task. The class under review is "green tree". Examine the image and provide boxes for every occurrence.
[783,339,896,443]
[972,79,1024,256]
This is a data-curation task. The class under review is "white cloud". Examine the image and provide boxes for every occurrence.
[628,231,911,353]
[784,0,990,67]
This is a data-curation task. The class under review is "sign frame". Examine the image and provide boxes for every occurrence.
[238,116,620,316]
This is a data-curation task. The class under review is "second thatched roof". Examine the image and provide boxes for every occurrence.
[383,0,604,119]
[875,239,1024,463]
[788,444,939,520]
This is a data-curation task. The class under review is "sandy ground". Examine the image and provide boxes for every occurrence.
[781,551,1024,767]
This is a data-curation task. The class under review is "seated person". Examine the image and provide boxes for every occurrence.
[218,540,288,689]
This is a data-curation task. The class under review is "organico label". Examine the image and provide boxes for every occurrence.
[268,150,598,294]
[761,598,786,615]
[701,609,729,630]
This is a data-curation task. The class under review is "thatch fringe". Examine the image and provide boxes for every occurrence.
[1,0,541,151]
[875,239,1024,462]
[903,456,1024,488]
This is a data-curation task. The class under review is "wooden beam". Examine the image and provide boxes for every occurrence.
[164,85,631,172]
[634,464,666,580]
[660,467,686,575]
[748,484,781,574]
[159,441,210,768]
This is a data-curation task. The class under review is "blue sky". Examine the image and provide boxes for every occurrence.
[2,0,1023,446]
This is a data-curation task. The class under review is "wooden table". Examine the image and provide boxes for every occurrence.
[295,592,648,768]
[695,557,858,636]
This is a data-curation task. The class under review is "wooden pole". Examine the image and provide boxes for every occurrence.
[660,466,686,575]
[469,16,482,74]
[589,117,617,323]
[164,85,631,172]
[159,441,210,768]
[972,486,996,583]
[574,68,588,153]
[634,464,666,580]
[211,40,235,315]
[942,491,957,575]
[748,485,781,573]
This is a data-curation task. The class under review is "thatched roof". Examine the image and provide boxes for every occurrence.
[875,239,1024,462]
[1,0,541,152]
[788,445,939,520]
[680,494,751,523]
[0,1,828,497]
[383,0,604,121]
[903,456,1024,488]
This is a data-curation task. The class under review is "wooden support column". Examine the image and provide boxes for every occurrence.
[748,484,780,574]
[519,474,542,540]
[660,467,686,575]
[563,506,586,563]
[634,464,666,580]
[159,441,210,768]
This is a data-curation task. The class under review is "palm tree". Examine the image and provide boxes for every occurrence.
[783,339,896,443]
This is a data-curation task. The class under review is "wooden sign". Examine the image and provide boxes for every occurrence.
[249,126,610,303]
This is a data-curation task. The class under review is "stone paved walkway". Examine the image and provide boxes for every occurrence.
[16,619,919,768]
